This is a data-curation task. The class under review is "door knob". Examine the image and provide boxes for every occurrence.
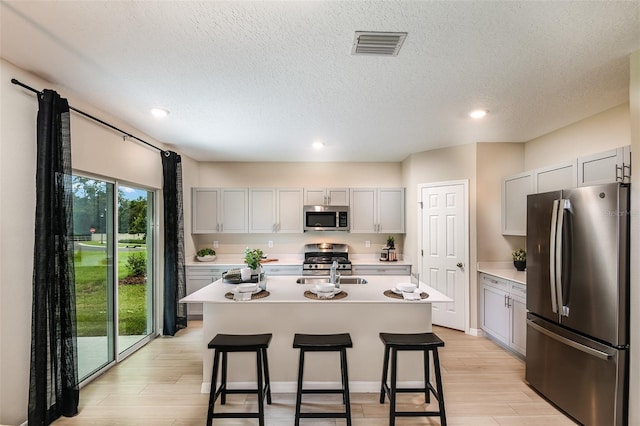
[456,262,463,268]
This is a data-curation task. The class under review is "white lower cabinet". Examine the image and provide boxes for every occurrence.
[352,264,410,275]
[479,272,526,356]
[186,265,240,317]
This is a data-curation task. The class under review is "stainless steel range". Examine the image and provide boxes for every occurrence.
[302,243,352,276]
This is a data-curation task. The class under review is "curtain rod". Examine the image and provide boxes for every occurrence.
[11,78,164,154]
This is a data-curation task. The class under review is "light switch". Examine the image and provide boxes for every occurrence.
[268,240,273,248]
[365,240,370,248]
[213,240,219,248]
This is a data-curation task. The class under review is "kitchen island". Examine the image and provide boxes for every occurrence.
[180,275,451,393]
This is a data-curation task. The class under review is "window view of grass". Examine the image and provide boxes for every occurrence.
[72,177,152,339]
[74,242,148,337]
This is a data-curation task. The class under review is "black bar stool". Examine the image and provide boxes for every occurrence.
[379,332,447,426]
[292,333,353,426]
[206,333,272,426]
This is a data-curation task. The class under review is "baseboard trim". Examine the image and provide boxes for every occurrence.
[468,327,484,337]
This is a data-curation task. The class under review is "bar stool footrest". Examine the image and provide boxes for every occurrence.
[300,388,347,395]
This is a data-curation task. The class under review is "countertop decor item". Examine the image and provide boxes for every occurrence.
[386,235,395,249]
[242,247,264,281]
[512,248,526,271]
[196,248,216,262]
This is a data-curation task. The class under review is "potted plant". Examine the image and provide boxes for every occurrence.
[512,248,526,271]
[242,247,264,281]
[196,248,216,262]
[386,235,395,249]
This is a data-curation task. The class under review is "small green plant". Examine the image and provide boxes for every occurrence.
[126,252,147,277]
[512,248,526,261]
[244,247,264,270]
[386,235,395,248]
[197,248,216,257]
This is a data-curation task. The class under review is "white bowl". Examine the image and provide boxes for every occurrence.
[196,255,216,262]
[396,282,417,293]
[315,283,336,293]
[237,283,258,293]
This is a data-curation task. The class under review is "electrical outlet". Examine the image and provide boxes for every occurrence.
[365,240,370,248]
[213,240,219,248]
[268,240,273,248]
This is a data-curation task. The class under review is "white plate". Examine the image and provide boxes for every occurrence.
[391,288,403,295]
[232,287,262,295]
[309,288,341,295]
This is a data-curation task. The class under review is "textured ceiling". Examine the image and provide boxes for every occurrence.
[1,1,639,162]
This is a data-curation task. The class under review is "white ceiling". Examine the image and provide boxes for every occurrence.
[1,1,639,162]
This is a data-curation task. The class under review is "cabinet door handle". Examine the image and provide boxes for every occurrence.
[616,164,623,182]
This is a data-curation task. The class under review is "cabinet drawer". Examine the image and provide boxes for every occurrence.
[261,265,302,276]
[479,273,509,292]
[510,283,526,299]
[352,265,411,275]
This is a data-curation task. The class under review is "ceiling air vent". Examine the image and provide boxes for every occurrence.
[351,31,407,56]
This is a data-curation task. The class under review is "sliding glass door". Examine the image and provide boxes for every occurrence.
[72,175,155,381]
[117,185,154,355]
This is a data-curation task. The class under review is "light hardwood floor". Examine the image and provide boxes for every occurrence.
[52,321,575,425]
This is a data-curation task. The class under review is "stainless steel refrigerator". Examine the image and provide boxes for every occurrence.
[526,182,629,426]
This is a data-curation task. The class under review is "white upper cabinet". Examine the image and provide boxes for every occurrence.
[577,146,631,186]
[350,188,405,233]
[276,188,303,233]
[533,159,577,193]
[192,188,220,234]
[192,188,248,234]
[502,171,534,236]
[304,188,349,206]
[249,188,303,233]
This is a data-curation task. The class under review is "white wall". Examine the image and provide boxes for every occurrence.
[0,58,191,425]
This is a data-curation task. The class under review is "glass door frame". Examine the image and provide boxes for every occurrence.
[115,179,159,362]
[73,171,159,384]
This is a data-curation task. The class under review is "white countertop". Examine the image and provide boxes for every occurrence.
[477,262,526,285]
[180,275,452,304]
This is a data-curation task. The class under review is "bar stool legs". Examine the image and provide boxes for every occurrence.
[379,332,447,426]
[293,333,353,426]
[206,333,272,426]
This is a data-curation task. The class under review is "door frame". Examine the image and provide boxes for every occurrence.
[417,179,470,333]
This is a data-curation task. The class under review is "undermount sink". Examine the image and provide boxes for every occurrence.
[296,277,368,285]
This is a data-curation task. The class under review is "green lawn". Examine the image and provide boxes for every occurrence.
[74,247,149,337]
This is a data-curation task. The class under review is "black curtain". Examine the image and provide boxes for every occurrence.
[29,90,79,424]
[161,150,187,335]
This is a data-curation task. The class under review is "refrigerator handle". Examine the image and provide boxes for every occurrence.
[556,199,572,317]
[549,199,559,313]
[528,320,612,360]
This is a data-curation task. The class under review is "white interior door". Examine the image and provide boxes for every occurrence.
[419,181,468,331]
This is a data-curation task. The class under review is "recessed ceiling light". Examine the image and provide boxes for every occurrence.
[150,108,169,118]
[312,141,325,150]
[469,109,488,119]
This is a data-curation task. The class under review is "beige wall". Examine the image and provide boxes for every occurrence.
[476,143,526,261]
[401,144,478,330]
[197,162,402,187]
[0,59,183,425]
[525,103,630,170]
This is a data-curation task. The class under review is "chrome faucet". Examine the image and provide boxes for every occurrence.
[330,260,339,285]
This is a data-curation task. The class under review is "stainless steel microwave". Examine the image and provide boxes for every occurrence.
[303,205,350,232]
